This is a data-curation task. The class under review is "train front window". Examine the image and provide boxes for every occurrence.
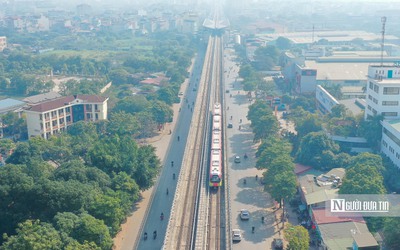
[211,175,220,182]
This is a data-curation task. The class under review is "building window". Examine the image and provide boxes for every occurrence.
[382,112,398,117]
[383,87,400,95]
[39,114,43,120]
[383,140,388,147]
[372,108,377,115]
[367,105,372,110]
[58,109,64,115]
[374,85,379,93]
[86,113,91,119]
[382,101,399,106]
[59,118,64,124]
[373,98,378,104]
[383,128,400,147]
[95,113,99,120]
[369,82,373,90]
[66,116,71,123]
[66,107,70,113]
[95,104,98,111]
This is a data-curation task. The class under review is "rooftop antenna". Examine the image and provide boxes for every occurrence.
[381,16,387,67]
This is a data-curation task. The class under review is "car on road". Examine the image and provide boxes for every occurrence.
[232,229,242,242]
[273,238,283,249]
[234,156,241,163]
[227,123,233,128]
[240,209,250,220]
[178,92,183,96]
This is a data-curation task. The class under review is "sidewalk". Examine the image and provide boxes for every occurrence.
[113,73,191,250]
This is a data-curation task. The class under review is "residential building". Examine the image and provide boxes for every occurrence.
[25,95,108,139]
[0,36,6,52]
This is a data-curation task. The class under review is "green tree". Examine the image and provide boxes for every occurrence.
[296,132,340,169]
[330,104,347,118]
[148,100,173,125]
[70,213,112,250]
[340,165,386,195]
[107,112,139,136]
[113,95,150,115]
[256,137,291,169]
[238,64,256,79]
[157,86,178,105]
[253,45,279,71]
[383,217,400,249]
[251,114,279,141]
[275,36,292,50]
[1,220,63,250]
[269,171,297,207]
[284,223,310,250]
[359,115,383,151]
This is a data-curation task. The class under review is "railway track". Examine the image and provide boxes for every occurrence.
[206,35,223,250]
[163,34,226,250]
[163,35,215,249]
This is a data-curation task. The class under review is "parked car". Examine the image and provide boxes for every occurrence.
[227,123,233,128]
[240,209,250,220]
[273,238,283,249]
[232,229,242,242]
[234,156,241,163]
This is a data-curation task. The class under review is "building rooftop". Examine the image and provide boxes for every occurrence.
[0,98,26,114]
[319,221,372,250]
[305,61,369,81]
[256,30,399,45]
[298,168,345,205]
[23,91,62,104]
[27,95,108,113]
[338,98,365,116]
[386,119,400,132]
[312,208,364,225]
[376,78,400,85]
[353,233,379,248]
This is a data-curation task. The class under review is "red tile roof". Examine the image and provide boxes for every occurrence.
[312,208,365,225]
[27,95,108,113]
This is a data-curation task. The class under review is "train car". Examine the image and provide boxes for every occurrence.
[210,103,223,187]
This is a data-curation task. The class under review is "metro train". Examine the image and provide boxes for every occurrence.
[209,103,223,187]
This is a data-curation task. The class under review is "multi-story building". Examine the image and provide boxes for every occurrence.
[365,64,400,168]
[365,65,400,120]
[25,95,108,139]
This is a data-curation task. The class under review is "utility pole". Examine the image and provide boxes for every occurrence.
[381,17,387,67]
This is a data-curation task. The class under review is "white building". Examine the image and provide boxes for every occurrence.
[0,36,6,52]
[381,119,400,167]
[25,95,108,139]
[365,64,400,168]
[365,65,400,120]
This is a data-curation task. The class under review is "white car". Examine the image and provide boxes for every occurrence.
[240,209,250,220]
[234,156,241,163]
[232,229,242,242]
